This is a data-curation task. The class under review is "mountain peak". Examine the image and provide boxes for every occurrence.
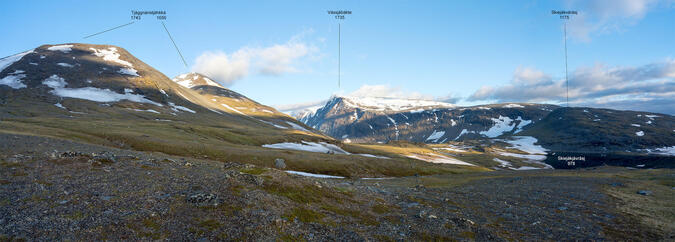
[172,72,223,89]
[331,95,456,112]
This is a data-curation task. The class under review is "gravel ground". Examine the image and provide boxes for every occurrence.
[0,133,668,240]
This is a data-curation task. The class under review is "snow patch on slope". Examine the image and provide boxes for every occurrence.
[425,130,445,142]
[644,146,675,156]
[503,104,524,108]
[263,141,350,154]
[480,116,514,138]
[455,129,476,140]
[47,45,73,53]
[169,102,196,113]
[285,171,345,179]
[118,67,139,76]
[503,136,548,155]
[0,73,27,89]
[0,49,33,73]
[173,72,223,88]
[480,116,532,137]
[406,153,475,166]
[57,63,74,68]
[42,75,162,106]
[221,103,245,115]
[285,121,310,132]
[89,47,133,67]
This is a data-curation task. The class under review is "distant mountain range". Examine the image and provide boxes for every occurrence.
[0,43,672,171]
[294,96,675,155]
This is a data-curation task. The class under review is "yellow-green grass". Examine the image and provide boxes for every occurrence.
[0,115,486,177]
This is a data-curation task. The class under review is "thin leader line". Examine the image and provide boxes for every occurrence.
[83,21,135,39]
[161,21,188,68]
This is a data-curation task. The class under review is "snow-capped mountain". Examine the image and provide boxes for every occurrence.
[0,43,322,139]
[296,95,675,154]
[170,72,315,132]
[172,72,223,89]
[299,96,553,143]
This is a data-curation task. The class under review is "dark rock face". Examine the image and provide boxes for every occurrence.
[519,107,675,152]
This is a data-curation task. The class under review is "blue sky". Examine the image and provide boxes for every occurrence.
[1,0,674,113]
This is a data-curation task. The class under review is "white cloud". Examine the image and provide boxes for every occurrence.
[256,42,314,75]
[275,99,327,113]
[468,59,675,114]
[191,32,318,86]
[191,50,251,86]
[345,84,433,100]
[565,0,666,41]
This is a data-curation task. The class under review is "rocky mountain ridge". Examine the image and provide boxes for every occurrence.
[297,96,675,155]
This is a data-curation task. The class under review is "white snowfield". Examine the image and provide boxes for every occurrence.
[47,45,73,53]
[1,50,33,73]
[479,116,531,138]
[262,141,390,159]
[496,151,548,162]
[434,145,469,153]
[513,118,532,134]
[42,75,163,106]
[285,171,345,179]
[173,72,223,88]
[118,67,139,76]
[0,50,33,88]
[502,104,524,108]
[339,95,455,112]
[494,136,553,169]
[455,129,476,140]
[285,121,310,132]
[357,154,390,159]
[263,141,350,154]
[258,119,288,129]
[636,131,644,136]
[168,102,196,113]
[130,109,160,114]
[221,103,246,115]
[426,130,445,142]
[493,158,541,170]
[57,63,74,68]
[89,47,133,67]
[644,146,675,156]
[493,158,512,168]
[406,153,475,166]
[504,136,548,155]
[0,74,27,89]
[515,166,541,170]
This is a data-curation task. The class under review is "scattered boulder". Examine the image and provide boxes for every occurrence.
[59,151,82,158]
[274,158,286,169]
[637,190,653,196]
[405,202,420,208]
[92,151,116,163]
[186,193,221,206]
[223,170,264,186]
[223,162,245,170]
[451,217,475,228]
